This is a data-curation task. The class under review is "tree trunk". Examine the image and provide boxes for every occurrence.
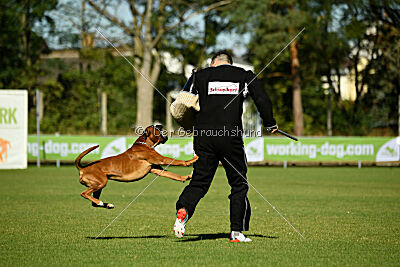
[80,0,86,46]
[22,0,31,68]
[353,39,362,106]
[327,89,333,136]
[87,0,231,129]
[290,39,304,136]
[398,91,400,136]
[134,46,161,128]
[136,76,154,128]
[335,67,342,102]
[326,69,335,136]
[166,92,173,133]
[79,0,85,73]
[101,91,107,135]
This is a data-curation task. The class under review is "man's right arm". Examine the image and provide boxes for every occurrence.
[246,70,277,128]
[182,75,194,92]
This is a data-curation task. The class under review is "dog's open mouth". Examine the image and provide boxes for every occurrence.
[155,125,168,144]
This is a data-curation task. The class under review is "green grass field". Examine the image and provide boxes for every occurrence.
[0,166,399,266]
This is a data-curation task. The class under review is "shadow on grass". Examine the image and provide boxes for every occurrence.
[86,233,278,241]
[86,235,168,240]
[180,233,278,242]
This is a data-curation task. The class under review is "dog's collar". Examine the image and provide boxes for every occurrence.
[136,141,155,149]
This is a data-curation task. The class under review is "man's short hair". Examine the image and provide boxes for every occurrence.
[211,51,233,65]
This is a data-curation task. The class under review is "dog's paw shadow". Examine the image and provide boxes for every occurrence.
[86,235,168,240]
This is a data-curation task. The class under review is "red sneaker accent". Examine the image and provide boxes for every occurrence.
[230,232,238,242]
[177,208,187,223]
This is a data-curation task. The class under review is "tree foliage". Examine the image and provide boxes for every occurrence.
[0,0,57,89]
[227,0,399,135]
[1,0,399,136]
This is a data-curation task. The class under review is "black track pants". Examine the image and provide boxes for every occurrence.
[176,135,251,231]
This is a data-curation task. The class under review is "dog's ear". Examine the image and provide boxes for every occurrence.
[143,129,149,138]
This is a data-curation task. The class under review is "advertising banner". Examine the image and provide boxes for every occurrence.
[0,90,28,169]
[27,135,400,163]
[261,137,400,162]
[26,135,195,161]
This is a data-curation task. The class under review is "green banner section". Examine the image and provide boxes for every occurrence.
[27,135,195,161]
[27,135,400,162]
[262,137,397,161]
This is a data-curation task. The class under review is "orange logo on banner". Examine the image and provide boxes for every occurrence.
[0,138,11,163]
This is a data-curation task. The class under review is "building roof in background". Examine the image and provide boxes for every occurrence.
[41,49,254,77]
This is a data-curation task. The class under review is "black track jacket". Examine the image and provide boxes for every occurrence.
[183,64,276,130]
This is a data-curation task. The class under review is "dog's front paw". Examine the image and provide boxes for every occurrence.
[92,201,104,208]
[105,203,115,209]
[185,155,199,166]
[182,172,193,183]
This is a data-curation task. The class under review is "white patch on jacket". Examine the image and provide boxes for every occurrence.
[208,82,239,95]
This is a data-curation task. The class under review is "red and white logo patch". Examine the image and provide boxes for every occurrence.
[208,82,239,95]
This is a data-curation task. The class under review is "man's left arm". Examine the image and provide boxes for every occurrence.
[246,71,278,131]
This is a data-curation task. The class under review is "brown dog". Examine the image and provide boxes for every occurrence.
[75,125,198,209]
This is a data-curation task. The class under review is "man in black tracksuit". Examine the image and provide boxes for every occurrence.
[173,51,277,242]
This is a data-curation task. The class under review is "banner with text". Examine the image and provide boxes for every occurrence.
[0,90,28,169]
[26,135,400,163]
[257,137,399,162]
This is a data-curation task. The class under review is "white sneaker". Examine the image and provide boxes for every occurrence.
[230,231,252,242]
[174,208,188,238]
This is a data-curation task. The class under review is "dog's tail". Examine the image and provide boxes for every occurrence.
[75,145,99,170]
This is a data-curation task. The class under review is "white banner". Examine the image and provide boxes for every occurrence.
[245,138,264,162]
[0,90,28,169]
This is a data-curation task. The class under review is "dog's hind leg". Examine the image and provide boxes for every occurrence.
[80,174,115,209]
[93,189,102,201]
[81,187,115,209]
[90,189,115,209]
[91,189,103,207]
[80,187,101,205]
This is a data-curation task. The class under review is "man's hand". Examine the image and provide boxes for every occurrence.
[266,124,279,133]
